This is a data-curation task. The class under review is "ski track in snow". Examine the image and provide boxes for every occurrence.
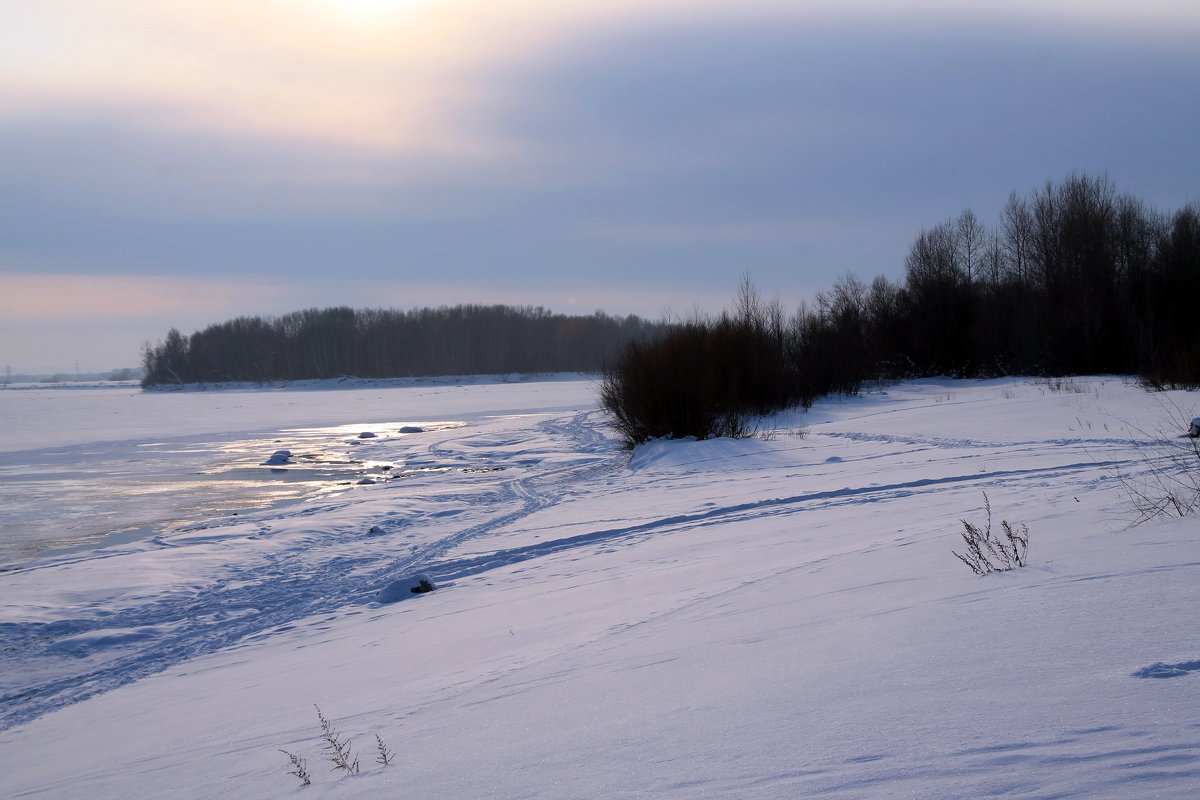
[0,404,1158,732]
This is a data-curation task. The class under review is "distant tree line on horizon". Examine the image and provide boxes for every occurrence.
[141,305,665,386]
[602,174,1200,446]
[2,367,143,385]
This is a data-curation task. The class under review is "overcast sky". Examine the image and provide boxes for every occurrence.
[2,0,1198,372]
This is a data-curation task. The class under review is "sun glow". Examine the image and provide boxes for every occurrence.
[307,0,433,29]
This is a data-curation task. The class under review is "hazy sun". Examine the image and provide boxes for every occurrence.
[309,0,432,29]
[334,0,411,13]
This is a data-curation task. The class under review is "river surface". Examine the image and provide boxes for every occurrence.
[0,376,596,566]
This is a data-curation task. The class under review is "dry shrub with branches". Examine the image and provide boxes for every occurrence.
[280,706,396,787]
[953,492,1030,575]
[1113,399,1200,524]
[316,705,359,775]
[278,750,311,786]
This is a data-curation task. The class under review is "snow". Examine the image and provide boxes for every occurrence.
[375,573,437,603]
[263,449,293,466]
[1,375,1199,798]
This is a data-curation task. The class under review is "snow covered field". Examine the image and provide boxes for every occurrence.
[1,376,1198,798]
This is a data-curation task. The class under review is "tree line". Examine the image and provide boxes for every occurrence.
[602,174,1199,446]
[798,173,1198,387]
[141,305,665,386]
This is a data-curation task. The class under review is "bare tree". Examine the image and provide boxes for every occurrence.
[955,208,988,285]
[904,221,959,289]
[1001,191,1035,287]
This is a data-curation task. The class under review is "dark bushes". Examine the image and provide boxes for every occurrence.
[600,324,729,446]
[601,320,782,446]
[600,278,891,448]
[600,283,807,447]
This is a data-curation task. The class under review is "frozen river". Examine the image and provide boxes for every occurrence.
[0,375,597,566]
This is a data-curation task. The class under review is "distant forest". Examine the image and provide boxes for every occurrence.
[141,305,664,386]
[601,174,1200,445]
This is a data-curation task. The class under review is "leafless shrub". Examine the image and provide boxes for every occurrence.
[1112,399,1200,524]
[279,710,399,787]
[279,749,311,786]
[953,492,1029,575]
[1032,376,1087,394]
[787,424,810,439]
[599,279,802,448]
[375,733,395,766]
[315,705,359,775]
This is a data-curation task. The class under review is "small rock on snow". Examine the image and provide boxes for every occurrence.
[262,449,292,465]
[376,573,437,603]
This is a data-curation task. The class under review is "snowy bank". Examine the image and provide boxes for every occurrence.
[1,376,1198,798]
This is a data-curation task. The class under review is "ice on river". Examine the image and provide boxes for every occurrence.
[0,374,596,564]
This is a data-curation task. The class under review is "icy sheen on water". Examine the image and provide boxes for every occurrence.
[0,381,474,565]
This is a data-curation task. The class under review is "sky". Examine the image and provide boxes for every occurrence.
[2,0,1199,372]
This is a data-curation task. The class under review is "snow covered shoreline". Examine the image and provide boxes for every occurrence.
[1,376,1198,798]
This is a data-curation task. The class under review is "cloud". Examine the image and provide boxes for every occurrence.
[0,270,728,328]
[8,1,1197,155]
[580,220,874,247]
[4,11,1198,294]
[455,13,1200,275]
[0,273,307,321]
[4,2,1200,371]
[1,1,498,153]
